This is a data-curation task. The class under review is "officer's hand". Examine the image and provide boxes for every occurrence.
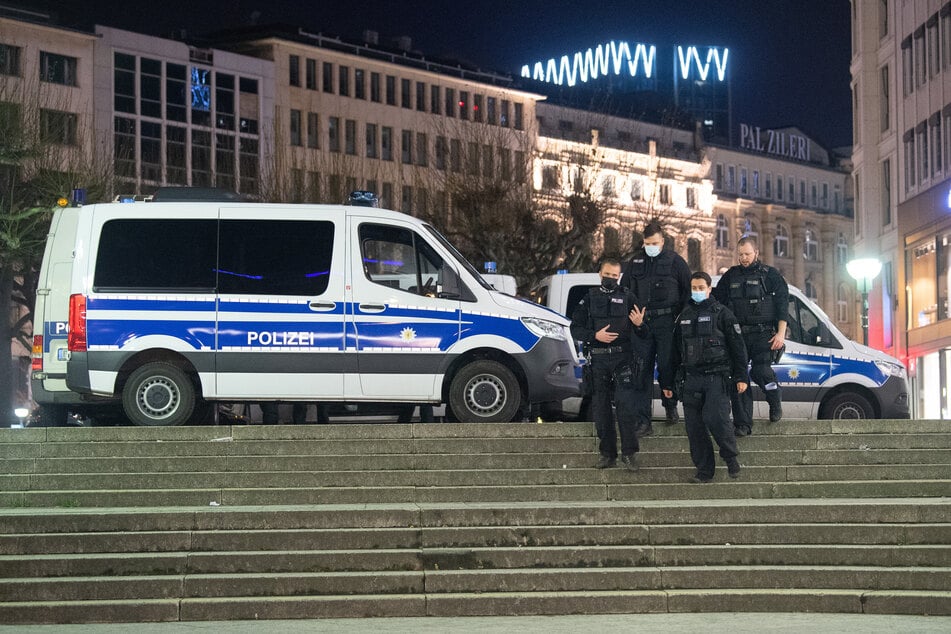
[662,389,673,399]
[629,305,646,327]
[770,332,785,350]
[736,381,748,394]
[595,325,618,343]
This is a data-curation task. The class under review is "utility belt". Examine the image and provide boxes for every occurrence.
[741,323,775,335]
[588,345,630,356]
[685,366,729,377]
[646,306,674,317]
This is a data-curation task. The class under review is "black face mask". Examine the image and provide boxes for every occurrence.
[600,277,618,291]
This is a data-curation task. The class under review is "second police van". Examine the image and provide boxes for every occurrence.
[533,272,910,420]
[31,190,580,425]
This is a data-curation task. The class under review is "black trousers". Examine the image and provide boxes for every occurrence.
[731,330,781,428]
[643,312,677,410]
[682,372,739,479]
[590,353,648,458]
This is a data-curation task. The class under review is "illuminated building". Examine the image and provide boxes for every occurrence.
[851,0,951,418]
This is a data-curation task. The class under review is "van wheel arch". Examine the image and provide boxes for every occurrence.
[117,351,204,426]
[443,351,526,422]
[818,387,878,420]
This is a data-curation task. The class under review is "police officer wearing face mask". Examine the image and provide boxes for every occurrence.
[570,258,650,471]
[621,221,691,434]
[712,236,789,436]
[663,272,748,483]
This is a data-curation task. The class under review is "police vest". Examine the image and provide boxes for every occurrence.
[587,288,635,344]
[727,265,776,325]
[628,252,680,309]
[678,303,730,371]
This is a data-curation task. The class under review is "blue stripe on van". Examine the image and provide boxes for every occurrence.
[88,298,216,312]
[87,320,215,350]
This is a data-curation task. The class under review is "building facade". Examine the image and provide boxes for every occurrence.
[851,0,951,418]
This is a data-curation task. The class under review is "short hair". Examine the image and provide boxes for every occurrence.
[643,220,664,240]
[737,236,759,251]
[599,256,621,270]
[690,271,712,286]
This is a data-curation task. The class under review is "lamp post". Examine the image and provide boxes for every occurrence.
[846,257,883,346]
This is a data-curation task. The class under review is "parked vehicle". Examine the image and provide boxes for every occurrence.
[30,189,580,426]
[533,272,910,420]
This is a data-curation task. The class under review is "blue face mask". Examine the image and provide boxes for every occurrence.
[644,245,662,258]
[691,291,707,304]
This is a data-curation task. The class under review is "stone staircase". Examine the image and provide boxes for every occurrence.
[0,419,949,623]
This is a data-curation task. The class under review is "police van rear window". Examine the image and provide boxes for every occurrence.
[94,218,334,296]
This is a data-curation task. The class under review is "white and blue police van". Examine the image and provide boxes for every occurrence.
[533,272,910,420]
[30,190,580,426]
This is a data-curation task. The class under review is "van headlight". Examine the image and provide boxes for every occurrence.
[874,360,906,379]
[521,316,568,341]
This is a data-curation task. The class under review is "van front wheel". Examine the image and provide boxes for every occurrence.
[122,362,195,426]
[449,360,520,422]
[820,391,874,419]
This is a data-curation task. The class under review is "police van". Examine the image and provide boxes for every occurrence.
[31,190,580,426]
[533,272,910,420]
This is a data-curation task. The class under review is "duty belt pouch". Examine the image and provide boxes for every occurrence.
[613,362,635,388]
[580,361,594,397]
[771,344,786,364]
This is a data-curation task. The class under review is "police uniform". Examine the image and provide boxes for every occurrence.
[570,283,651,467]
[621,247,691,428]
[667,296,748,481]
[712,261,789,433]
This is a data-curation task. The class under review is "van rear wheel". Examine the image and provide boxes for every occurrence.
[448,360,520,422]
[122,362,195,426]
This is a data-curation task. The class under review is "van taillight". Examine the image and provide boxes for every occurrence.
[31,335,43,371]
[68,294,87,352]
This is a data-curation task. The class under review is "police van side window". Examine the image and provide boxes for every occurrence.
[360,223,444,296]
[218,220,333,295]
[94,219,217,291]
[787,296,841,349]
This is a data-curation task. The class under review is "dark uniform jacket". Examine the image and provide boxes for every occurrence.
[712,261,789,329]
[666,298,748,385]
[620,248,692,313]
[570,286,649,352]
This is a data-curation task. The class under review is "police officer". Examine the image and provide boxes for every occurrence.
[570,258,650,471]
[712,236,789,436]
[621,220,691,433]
[663,272,748,483]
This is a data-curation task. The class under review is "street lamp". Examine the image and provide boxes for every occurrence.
[846,257,883,346]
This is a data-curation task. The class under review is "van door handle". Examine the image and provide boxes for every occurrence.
[309,301,336,311]
[359,304,386,313]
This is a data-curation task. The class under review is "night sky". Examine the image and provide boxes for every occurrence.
[18,0,852,148]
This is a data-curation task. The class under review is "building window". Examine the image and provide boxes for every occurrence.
[467,142,479,175]
[386,75,396,105]
[338,66,350,97]
[541,165,560,190]
[444,88,455,117]
[811,182,818,207]
[370,72,381,102]
[928,17,940,79]
[305,58,317,90]
[500,100,510,127]
[836,284,849,323]
[836,233,849,265]
[659,183,671,205]
[788,177,795,202]
[0,43,20,76]
[742,217,758,242]
[328,116,340,153]
[715,215,729,249]
[500,148,511,180]
[765,173,772,198]
[880,65,890,131]
[40,109,77,145]
[450,139,462,172]
[686,186,697,209]
[401,185,412,213]
[366,123,377,159]
[919,124,929,183]
[289,109,302,146]
[215,72,234,130]
[773,224,789,258]
[381,182,393,209]
[804,278,818,302]
[932,114,943,178]
[776,175,784,201]
[882,159,892,225]
[114,52,136,114]
[486,96,497,124]
[726,165,735,192]
[601,174,615,198]
[344,119,356,155]
[416,81,426,111]
[354,69,365,99]
[458,91,469,120]
[878,0,888,38]
[166,125,187,184]
[435,136,447,170]
[915,28,926,87]
[473,94,483,122]
[803,226,819,261]
[416,132,428,166]
[381,126,393,161]
[752,170,760,197]
[715,164,724,189]
[307,112,319,149]
[401,78,411,108]
[799,180,806,205]
[739,168,748,195]
[40,51,77,86]
[901,37,913,96]
[943,9,951,70]
[289,55,300,87]
[904,130,916,190]
[514,102,524,130]
[322,62,333,93]
[630,179,642,201]
[401,129,413,163]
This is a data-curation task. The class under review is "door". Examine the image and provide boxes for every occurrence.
[348,219,461,400]
[215,208,347,399]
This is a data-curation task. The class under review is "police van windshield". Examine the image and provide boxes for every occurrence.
[423,224,494,291]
